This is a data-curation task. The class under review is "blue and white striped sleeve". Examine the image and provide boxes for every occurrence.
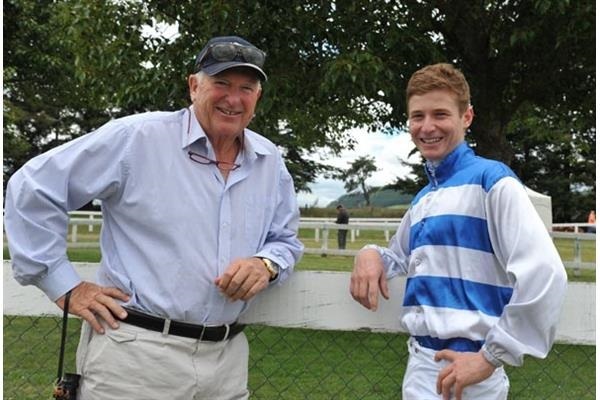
[362,209,412,279]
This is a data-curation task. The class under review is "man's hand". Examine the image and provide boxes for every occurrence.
[349,248,389,311]
[435,350,496,400]
[215,258,271,302]
[55,282,130,334]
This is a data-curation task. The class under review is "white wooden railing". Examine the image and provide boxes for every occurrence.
[61,212,596,272]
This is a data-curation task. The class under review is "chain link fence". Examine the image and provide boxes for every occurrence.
[4,315,595,399]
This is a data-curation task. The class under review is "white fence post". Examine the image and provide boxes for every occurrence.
[574,237,582,276]
[71,224,78,243]
[321,225,329,252]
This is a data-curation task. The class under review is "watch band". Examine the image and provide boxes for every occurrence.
[260,258,279,281]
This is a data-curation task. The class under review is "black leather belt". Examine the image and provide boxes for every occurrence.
[120,307,245,342]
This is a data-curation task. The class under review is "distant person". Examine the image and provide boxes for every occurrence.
[4,35,304,399]
[336,204,350,249]
[350,63,567,400]
[586,210,595,233]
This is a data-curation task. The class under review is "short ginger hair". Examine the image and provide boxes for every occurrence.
[406,63,471,114]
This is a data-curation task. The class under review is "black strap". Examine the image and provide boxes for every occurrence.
[56,290,72,382]
[121,307,245,341]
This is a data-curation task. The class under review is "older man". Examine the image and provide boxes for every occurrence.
[5,35,303,399]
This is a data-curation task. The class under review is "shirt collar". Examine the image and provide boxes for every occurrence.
[181,106,272,159]
[181,106,206,150]
[424,141,474,184]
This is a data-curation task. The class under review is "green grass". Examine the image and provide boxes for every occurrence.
[3,316,595,399]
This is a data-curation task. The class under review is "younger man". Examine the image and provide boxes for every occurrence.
[350,63,567,400]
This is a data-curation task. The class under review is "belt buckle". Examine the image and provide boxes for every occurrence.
[198,324,230,341]
[221,324,230,341]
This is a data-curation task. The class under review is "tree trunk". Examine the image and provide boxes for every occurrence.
[361,181,371,206]
[469,108,514,165]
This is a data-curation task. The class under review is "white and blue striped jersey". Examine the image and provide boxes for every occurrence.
[375,142,567,366]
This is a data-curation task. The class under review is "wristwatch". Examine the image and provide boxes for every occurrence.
[260,258,280,281]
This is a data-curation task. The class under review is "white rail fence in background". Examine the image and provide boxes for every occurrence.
[64,213,596,273]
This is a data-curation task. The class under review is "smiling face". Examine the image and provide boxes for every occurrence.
[408,89,473,162]
[188,68,262,141]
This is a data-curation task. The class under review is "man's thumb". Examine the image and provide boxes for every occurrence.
[379,273,390,300]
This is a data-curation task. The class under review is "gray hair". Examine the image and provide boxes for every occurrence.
[195,71,262,90]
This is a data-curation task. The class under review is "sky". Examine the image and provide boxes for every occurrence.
[296,129,420,208]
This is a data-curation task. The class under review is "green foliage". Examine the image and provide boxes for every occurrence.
[385,0,595,221]
[3,0,421,192]
[507,104,595,222]
[3,0,594,220]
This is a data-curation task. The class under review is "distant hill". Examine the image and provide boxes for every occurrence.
[327,188,413,208]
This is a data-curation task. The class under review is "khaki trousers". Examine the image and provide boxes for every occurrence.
[402,338,509,400]
[76,321,249,400]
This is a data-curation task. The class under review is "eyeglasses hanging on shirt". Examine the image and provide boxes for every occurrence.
[188,152,241,171]
[186,110,242,171]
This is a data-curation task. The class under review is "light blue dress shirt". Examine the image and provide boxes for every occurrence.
[5,107,304,324]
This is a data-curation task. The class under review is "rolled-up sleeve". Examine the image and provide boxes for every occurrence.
[4,121,131,301]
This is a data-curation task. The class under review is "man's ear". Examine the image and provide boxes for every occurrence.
[463,105,474,129]
[188,74,199,102]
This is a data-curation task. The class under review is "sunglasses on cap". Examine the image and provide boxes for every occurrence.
[197,42,266,69]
